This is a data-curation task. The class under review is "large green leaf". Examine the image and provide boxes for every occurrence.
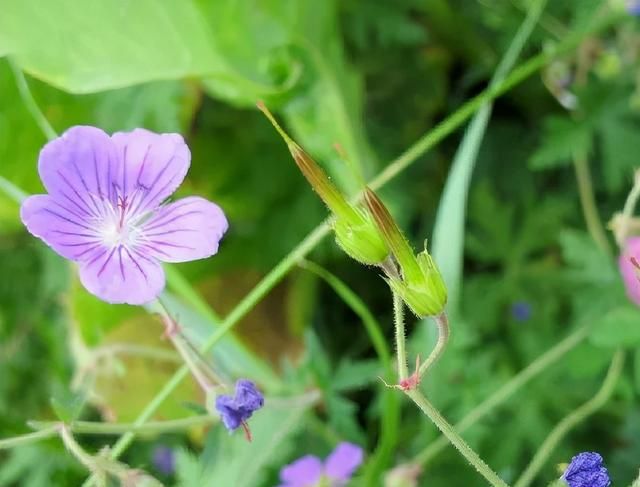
[0,0,300,102]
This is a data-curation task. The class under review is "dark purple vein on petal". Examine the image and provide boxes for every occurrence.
[128,156,178,216]
[125,247,149,282]
[92,146,103,199]
[142,211,203,232]
[71,160,102,216]
[56,170,100,218]
[74,242,104,260]
[97,247,117,277]
[43,209,95,231]
[118,246,126,281]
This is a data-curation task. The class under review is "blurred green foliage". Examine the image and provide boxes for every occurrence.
[2,0,640,486]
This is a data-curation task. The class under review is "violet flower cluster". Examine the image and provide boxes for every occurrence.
[215,379,264,432]
[278,442,363,487]
[21,126,228,305]
[561,452,610,487]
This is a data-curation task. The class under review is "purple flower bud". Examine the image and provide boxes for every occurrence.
[151,445,175,476]
[561,452,610,487]
[215,379,264,432]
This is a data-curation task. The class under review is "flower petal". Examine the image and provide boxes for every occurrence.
[21,194,102,261]
[324,442,364,482]
[278,455,323,487]
[111,129,190,214]
[78,244,165,304]
[38,126,120,215]
[139,196,228,263]
[619,237,640,306]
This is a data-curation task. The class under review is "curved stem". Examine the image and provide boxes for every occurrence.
[573,149,612,257]
[8,58,57,141]
[418,313,450,378]
[0,426,58,450]
[412,324,589,467]
[405,389,510,487]
[513,350,624,487]
[614,170,640,247]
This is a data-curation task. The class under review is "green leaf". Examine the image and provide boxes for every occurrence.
[529,116,591,170]
[193,402,311,486]
[50,387,85,423]
[590,305,640,348]
[432,0,546,312]
[1,0,300,103]
[332,359,380,392]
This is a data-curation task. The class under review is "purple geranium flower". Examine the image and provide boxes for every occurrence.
[152,445,175,476]
[278,442,364,487]
[215,379,264,432]
[561,452,610,487]
[619,237,640,306]
[20,126,228,305]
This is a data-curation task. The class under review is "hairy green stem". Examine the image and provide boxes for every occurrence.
[514,350,624,487]
[412,324,589,466]
[29,415,214,436]
[392,291,507,486]
[418,313,450,378]
[393,291,409,381]
[405,389,510,487]
[0,427,58,450]
[573,150,612,257]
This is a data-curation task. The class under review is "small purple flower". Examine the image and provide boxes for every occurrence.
[511,301,532,322]
[561,452,610,487]
[627,0,640,15]
[619,237,640,306]
[278,442,364,487]
[152,445,175,476]
[20,126,228,305]
[215,379,264,432]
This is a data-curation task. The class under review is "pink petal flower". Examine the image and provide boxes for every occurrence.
[20,126,228,305]
[619,237,640,306]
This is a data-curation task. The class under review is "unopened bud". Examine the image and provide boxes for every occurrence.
[365,188,447,317]
[258,102,388,265]
[333,209,389,265]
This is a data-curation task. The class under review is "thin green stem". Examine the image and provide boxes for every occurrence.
[418,313,450,378]
[60,425,100,472]
[8,58,57,141]
[614,170,640,247]
[405,389,510,487]
[393,291,409,381]
[0,426,58,450]
[514,350,624,487]
[299,260,400,481]
[573,149,612,257]
[412,324,589,467]
[29,415,214,435]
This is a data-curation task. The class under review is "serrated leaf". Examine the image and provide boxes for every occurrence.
[529,116,591,170]
[326,395,366,444]
[332,359,380,392]
[190,402,311,487]
[50,387,86,423]
[590,305,640,348]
